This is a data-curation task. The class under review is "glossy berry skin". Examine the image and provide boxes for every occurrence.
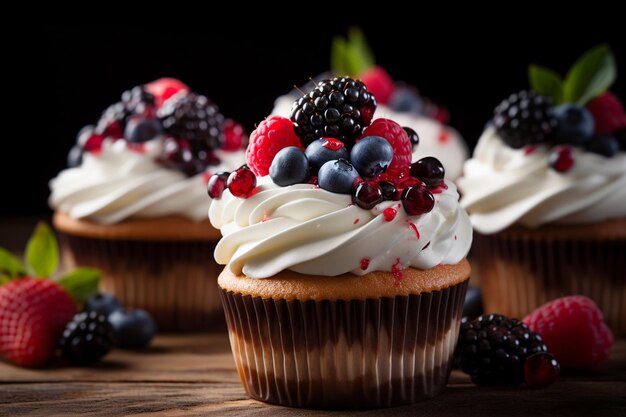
[60,311,115,365]
[0,278,77,367]
[227,166,257,198]
[462,287,483,319]
[108,309,156,349]
[379,181,398,201]
[84,293,121,317]
[305,138,349,175]
[362,118,412,180]
[269,146,310,186]
[548,146,575,173]
[410,157,445,187]
[403,126,420,151]
[124,116,164,143]
[67,145,83,168]
[585,135,619,157]
[221,119,247,151]
[207,171,230,199]
[246,116,303,176]
[401,185,435,215]
[145,77,190,107]
[524,352,560,389]
[352,180,383,210]
[318,159,360,194]
[350,136,394,178]
[552,104,594,145]
[586,92,626,135]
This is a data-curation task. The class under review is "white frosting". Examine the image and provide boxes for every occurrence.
[49,138,245,224]
[209,176,472,279]
[458,127,626,234]
[272,95,468,180]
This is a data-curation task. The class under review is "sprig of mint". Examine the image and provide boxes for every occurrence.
[528,44,616,106]
[0,222,100,304]
[331,26,375,77]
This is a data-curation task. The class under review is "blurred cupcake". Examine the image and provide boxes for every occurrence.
[458,45,626,335]
[209,76,472,408]
[271,27,468,180]
[50,78,247,331]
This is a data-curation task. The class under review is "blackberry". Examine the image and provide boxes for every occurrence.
[96,86,156,137]
[60,311,115,366]
[493,90,557,149]
[456,314,548,386]
[121,85,156,117]
[158,92,225,150]
[290,76,377,148]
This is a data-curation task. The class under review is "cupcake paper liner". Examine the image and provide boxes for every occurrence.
[220,279,468,409]
[59,233,223,332]
[474,231,626,336]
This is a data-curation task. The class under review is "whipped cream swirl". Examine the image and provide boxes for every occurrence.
[209,176,472,279]
[50,139,245,224]
[459,127,626,234]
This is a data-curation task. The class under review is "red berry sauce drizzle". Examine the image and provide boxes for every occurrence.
[322,138,345,151]
[360,257,371,271]
[407,221,420,239]
[353,218,360,225]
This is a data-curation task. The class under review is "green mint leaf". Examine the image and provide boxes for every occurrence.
[0,248,26,280]
[563,44,616,105]
[58,267,101,304]
[25,222,59,277]
[347,26,375,74]
[331,36,350,76]
[528,64,564,104]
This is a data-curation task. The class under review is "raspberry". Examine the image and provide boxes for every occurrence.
[586,92,626,135]
[361,118,412,179]
[359,66,395,105]
[246,116,303,176]
[221,119,247,151]
[523,296,614,369]
[145,77,190,107]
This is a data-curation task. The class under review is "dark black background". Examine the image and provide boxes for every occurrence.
[3,20,624,216]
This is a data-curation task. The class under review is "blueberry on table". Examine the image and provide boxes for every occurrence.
[109,309,157,349]
[85,293,122,316]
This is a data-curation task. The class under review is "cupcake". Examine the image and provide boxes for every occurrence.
[271,27,468,180]
[458,45,626,336]
[209,76,472,408]
[49,78,247,331]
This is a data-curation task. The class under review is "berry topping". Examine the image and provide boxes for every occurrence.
[95,102,127,139]
[382,207,397,221]
[586,92,626,135]
[290,76,377,147]
[351,180,383,210]
[207,171,230,199]
[585,135,619,157]
[121,86,156,118]
[318,159,360,194]
[221,119,247,151]
[360,257,370,270]
[350,136,393,178]
[494,90,556,149]
[84,293,121,317]
[523,296,614,369]
[403,126,420,151]
[109,308,156,349]
[359,66,395,105]
[409,157,445,188]
[548,146,575,173]
[124,116,164,143]
[246,116,303,176]
[389,86,422,113]
[401,185,435,216]
[616,128,626,150]
[362,118,412,180]
[60,311,115,365]
[269,146,310,186]
[379,181,398,201]
[553,104,594,145]
[144,77,190,107]
[462,287,484,319]
[524,352,560,389]
[305,138,349,175]
[67,146,83,168]
[456,314,549,386]
[227,166,257,198]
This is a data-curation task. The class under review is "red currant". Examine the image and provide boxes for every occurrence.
[401,185,435,215]
[549,146,575,173]
[207,171,230,199]
[227,166,257,198]
[351,180,383,210]
[410,157,445,188]
[222,119,247,151]
[524,352,560,389]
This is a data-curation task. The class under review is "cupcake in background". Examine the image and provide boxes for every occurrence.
[49,78,247,332]
[210,76,472,408]
[271,27,468,180]
[458,45,626,335]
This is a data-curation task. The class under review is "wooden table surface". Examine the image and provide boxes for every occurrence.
[0,333,624,417]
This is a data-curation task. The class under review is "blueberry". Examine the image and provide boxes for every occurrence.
[585,135,619,157]
[389,87,422,113]
[318,159,359,194]
[67,145,83,168]
[615,129,626,151]
[124,116,164,143]
[553,104,594,145]
[462,287,483,319]
[76,125,96,147]
[108,309,156,349]
[349,136,393,178]
[269,146,310,186]
[305,138,349,175]
[84,293,122,316]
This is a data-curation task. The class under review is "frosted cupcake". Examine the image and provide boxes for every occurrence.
[458,45,626,335]
[50,78,246,331]
[209,76,472,408]
[271,28,468,179]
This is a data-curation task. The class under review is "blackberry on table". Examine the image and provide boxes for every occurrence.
[290,76,377,148]
[493,90,557,149]
[456,314,548,386]
[60,311,115,366]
